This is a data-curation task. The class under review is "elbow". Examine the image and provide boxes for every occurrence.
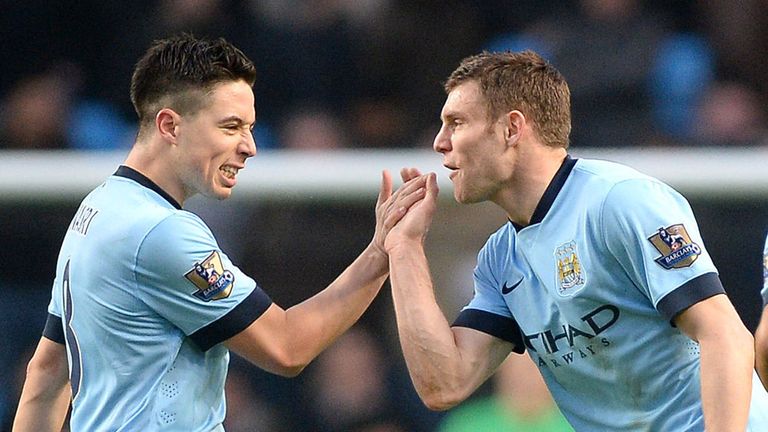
[232,335,312,377]
[25,350,66,379]
[421,396,461,411]
[718,321,755,364]
[418,385,468,412]
[273,363,306,378]
[734,324,755,354]
[423,396,460,412]
[245,357,307,379]
[269,350,310,378]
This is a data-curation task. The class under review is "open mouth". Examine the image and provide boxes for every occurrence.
[444,164,458,179]
[220,165,239,180]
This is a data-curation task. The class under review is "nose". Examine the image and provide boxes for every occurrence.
[240,130,257,158]
[433,125,451,154]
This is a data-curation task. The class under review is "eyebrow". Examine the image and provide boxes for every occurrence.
[218,116,254,128]
[219,115,244,124]
[441,111,462,123]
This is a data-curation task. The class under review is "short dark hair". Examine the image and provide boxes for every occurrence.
[445,50,571,148]
[130,33,257,134]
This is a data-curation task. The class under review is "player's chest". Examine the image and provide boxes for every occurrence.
[502,232,624,358]
[512,220,605,299]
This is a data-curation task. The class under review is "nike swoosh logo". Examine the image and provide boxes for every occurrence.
[501,278,524,295]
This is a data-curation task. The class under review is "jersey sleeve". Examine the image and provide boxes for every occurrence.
[43,275,65,343]
[762,233,768,307]
[601,178,724,322]
[453,232,525,352]
[135,212,272,350]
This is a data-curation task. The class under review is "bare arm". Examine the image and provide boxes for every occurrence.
[13,337,71,432]
[389,243,514,410]
[386,171,514,410]
[756,305,768,390]
[675,294,754,432]
[226,171,428,376]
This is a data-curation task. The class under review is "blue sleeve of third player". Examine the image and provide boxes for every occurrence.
[763,233,768,307]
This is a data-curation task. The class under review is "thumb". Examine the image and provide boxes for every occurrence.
[426,172,439,199]
[377,170,393,206]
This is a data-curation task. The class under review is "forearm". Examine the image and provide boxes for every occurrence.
[285,243,389,361]
[13,386,71,432]
[388,243,474,409]
[698,330,754,431]
[13,339,71,432]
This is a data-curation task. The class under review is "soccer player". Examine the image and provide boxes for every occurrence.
[384,51,768,431]
[756,236,768,390]
[12,34,428,432]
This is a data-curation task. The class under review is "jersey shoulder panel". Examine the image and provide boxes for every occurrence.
[135,211,257,335]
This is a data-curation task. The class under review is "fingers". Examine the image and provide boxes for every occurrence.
[425,172,439,199]
[376,169,436,230]
[382,204,407,230]
[383,185,426,229]
[377,170,393,206]
[395,173,427,198]
[400,167,422,183]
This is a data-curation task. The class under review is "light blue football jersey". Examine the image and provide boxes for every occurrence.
[43,166,272,432]
[454,157,768,431]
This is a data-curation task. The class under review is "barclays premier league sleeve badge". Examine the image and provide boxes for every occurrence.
[185,251,235,301]
[647,224,701,269]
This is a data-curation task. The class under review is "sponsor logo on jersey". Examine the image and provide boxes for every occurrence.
[185,251,235,301]
[648,224,701,269]
[525,304,619,369]
[555,241,586,296]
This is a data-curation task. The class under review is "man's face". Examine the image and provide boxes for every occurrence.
[433,81,509,204]
[174,80,256,201]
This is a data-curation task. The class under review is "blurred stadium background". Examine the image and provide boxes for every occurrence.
[2,1,767,431]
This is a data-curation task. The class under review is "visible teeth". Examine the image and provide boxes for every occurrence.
[221,166,238,179]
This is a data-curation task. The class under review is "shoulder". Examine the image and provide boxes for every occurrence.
[135,211,222,285]
[143,211,214,250]
[480,222,516,257]
[572,158,658,188]
[572,158,683,208]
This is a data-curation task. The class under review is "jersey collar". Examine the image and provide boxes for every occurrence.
[114,165,182,210]
[511,155,577,231]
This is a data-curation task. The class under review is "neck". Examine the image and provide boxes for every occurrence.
[124,141,188,206]
[495,145,567,227]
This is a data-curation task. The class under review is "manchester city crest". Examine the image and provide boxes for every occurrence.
[555,241,586,296]
[185,251,235,301]
[648,224,701,269]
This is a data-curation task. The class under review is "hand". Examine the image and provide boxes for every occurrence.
[384,168,439,252]
[371,170,429,257]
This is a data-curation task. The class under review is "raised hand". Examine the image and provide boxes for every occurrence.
[371,170,428,256]
[384,169,439,252]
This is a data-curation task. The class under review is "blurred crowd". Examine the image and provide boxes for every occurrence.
[3,1,768,430]
[1,0,767,153]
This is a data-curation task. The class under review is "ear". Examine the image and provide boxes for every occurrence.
[504,110,526,145]
[155,108,181,143]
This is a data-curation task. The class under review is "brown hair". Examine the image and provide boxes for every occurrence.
[445,50,571,148]
[130,33,257,136]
